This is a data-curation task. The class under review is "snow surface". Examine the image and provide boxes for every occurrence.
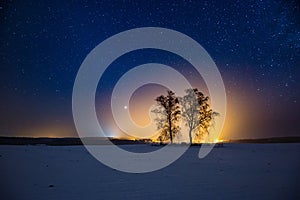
[1,144,300,200]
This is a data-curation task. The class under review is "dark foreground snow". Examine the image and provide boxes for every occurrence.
[1,144,300,200]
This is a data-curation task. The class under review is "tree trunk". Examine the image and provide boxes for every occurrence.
[168,115,173,143]
[189,129,193,144]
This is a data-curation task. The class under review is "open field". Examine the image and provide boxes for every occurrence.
[1,144,300,200]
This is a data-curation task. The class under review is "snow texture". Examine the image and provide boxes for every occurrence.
[0,144,300,200]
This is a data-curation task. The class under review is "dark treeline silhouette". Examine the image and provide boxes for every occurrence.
[0,137,152,146]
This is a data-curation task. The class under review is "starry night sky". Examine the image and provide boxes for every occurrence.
[0,0,299,139]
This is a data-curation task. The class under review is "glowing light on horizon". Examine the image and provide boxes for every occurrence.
[213,139,224,143]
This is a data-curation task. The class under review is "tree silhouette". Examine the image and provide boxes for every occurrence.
[180,88,218,143]
[152,90,181,143]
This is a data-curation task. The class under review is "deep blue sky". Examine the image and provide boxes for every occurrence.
[0,0,299,139]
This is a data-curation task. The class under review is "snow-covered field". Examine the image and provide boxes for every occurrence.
[1,144,300,200]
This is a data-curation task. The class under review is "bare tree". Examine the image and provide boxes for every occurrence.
[179,88,200,144]
[152,90,181,143]
[180,88,218,143]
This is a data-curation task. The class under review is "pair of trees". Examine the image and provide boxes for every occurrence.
[152,89,218,144]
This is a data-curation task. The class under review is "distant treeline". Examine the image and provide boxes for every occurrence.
[0,137,151,146]
[0,136,300,146]
[228,137,300,143]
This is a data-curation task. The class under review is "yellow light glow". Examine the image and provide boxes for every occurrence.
[213,139,224,143]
